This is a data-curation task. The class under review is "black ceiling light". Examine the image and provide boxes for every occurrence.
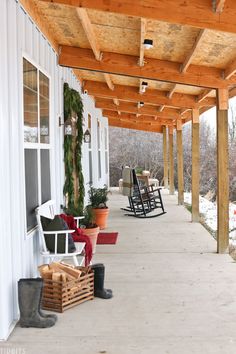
[140,81,148,94]
[143,39,153,50]
[138,101,144,108]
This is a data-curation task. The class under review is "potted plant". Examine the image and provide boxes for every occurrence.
[80,206,99,254]
[88,185,110,230]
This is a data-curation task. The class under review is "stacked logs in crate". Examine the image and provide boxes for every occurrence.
[38,262,94,312]
[38,262,87,282]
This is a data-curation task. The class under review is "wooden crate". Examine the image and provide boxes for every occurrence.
[41,269,94,313]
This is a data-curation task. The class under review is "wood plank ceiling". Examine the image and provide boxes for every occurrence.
[21,0,236,133]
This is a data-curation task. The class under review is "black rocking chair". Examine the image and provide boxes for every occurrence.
[122,169,166,218]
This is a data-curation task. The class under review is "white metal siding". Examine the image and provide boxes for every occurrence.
[0,0,109,340]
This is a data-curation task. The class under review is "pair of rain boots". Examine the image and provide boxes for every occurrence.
[18,278,57,328]
[91,263,113,299]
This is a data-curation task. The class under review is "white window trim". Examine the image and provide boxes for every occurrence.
[22,54,52,237]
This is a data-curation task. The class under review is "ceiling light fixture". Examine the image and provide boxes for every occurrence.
[138,101,144,108]
[143,39,153,50]
[140,81,148,94]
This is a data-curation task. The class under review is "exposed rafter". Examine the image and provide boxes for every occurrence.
[180,29,206,73]
[139,18,146,67]
[39,0,236,35]
[59,46,232,88]
[83,80,216,109]
[76,9,120,110]
[158,105,165,112]
[76,8,102,61]
[166,29,206,97]
[103,73,114,90]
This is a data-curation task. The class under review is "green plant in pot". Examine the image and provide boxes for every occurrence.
[80,206,99,254]
[88,185,110,230]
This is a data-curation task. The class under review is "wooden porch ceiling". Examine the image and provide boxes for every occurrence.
[21,0,236,132]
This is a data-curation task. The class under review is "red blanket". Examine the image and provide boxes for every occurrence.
[60,214,92,266]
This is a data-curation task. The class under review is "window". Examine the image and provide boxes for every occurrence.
[88,114,93,184]
[23,58,51,232]
[104,127,109,174]
[97,120,101,179]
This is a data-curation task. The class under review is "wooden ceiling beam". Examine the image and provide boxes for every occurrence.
[83,80,216,108]
[105,111,171,124]
[59,46,232,89]
[96,98,180,118]
[40,0,236,35]
[180,29,206,73]
[108,118,163,133]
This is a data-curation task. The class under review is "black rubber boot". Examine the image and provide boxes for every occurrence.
[18,278,56,328]
[91,264,113,299]
[38,278,58,322]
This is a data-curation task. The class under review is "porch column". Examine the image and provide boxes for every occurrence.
[162,125,168,188]
[169,126,174,195]
[177,120,184,205]
[192,109,200,222]
[217,88,229,253]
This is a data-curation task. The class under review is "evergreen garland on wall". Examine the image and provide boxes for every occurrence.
[63,83,85,215]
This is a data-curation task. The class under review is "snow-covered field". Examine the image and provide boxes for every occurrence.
[184,193,236,245]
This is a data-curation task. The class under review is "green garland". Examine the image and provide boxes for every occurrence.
[63,83,85,215]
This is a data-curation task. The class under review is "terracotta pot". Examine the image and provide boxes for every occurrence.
[83,226,100,254]
[92,208,109,230]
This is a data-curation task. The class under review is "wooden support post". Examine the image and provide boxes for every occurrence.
[169,126,174,195]
[191,109,200,222]
[217,88,229,253]
[162,126,168,188]
[176,120,184,205]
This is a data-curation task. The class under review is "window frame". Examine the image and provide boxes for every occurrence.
[22,54,52,236]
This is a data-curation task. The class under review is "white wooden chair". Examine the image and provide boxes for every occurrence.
[35,200,85,266]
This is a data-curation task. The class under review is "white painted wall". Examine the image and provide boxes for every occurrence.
[0,0,109,340]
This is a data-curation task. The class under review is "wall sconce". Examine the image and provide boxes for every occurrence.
[143,39,153,50]
[140,81,148,94]
[84,129,91,143]
[59,116,73,135]
[64,118,73,135]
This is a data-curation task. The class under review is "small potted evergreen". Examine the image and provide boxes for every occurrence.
[80,206,99,254]
[88,185,110,230]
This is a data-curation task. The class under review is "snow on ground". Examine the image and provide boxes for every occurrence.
[184,192,236,245]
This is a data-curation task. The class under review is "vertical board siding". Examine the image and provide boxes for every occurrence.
[0,0,14,341]
[0,0,109,340]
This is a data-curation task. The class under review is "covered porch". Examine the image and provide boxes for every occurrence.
[2,189,236,353]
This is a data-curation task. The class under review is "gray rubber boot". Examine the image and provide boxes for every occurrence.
[38,278,58,322]
[18,278,56,328]
[91,264,113,299]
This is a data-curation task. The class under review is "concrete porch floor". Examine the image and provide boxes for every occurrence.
[2,189,236,354]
